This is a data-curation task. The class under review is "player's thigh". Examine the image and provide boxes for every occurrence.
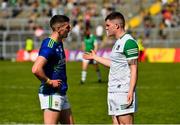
[117,113,133,124]
[59,108,74,124]
[112,116,119,125]
[44,109,60,124]
[82,60,89,70]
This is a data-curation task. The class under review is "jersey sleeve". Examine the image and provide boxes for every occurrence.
[124,39,139,60]
[39,40,54,60]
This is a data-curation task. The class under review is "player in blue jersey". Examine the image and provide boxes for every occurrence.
[83,12,139,124]
[32,15,74,124]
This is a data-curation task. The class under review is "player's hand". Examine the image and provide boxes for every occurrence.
[48,79,62,88]
[91,50,96,55]
[83,50,96,60]
[127,91,133,107]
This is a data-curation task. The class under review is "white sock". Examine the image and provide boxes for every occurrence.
[81,71,87,82]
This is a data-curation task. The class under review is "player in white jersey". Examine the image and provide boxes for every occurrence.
[83,12,139,124]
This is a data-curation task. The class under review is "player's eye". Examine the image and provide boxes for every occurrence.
[66,25,71,30]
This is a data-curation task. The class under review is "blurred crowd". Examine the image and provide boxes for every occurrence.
[0,0,180,49]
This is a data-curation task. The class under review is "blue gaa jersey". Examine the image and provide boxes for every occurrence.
[38,38,67,95]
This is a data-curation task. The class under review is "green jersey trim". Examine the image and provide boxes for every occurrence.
[124,39,139,59]
[47,39,55,48]
[47,38,58,48]
[49,95,52,108]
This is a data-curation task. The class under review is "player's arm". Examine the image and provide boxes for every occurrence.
[124,39,139,106]
[32,56,61,87]
[83,50,111,67]
[127,59,138,105]
[32,56,49,82]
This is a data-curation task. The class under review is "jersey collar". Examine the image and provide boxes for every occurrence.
[49,37,62,44]
[119,32,127,39]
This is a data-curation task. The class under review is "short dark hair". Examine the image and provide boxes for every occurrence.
[105,12,125,28]
[50,15,70,30]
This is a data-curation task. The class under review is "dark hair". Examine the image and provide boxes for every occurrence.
[50,15,70,30]
[105,12,125,28]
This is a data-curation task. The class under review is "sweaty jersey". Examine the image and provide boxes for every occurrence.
[108,34,139,93]
[38,37,67,95]
[83,34,97,52]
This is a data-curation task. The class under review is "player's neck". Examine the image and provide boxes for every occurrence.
[116,30,126,39]
[50,32,62,42]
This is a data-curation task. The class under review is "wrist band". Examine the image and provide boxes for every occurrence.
[46,78,51,84]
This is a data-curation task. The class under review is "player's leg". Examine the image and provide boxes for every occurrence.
[112,116,119,124]
[109,92,136,124]
[44,109,60,124]
[39,94,73,124]
[93,60,102,82]
[81,59,89,84]
[39,94,60,124]
[59,108,74,124]
[59,95,74,124]
[116,113,133,124]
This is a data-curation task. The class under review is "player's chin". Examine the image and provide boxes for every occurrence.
[107,34,112,37]
[106,32,112,37]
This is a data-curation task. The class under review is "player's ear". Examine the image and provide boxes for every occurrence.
[54,26,59,32]
[115,24,120,29]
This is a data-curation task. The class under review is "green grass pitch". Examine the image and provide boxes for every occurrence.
[0,61,180,124]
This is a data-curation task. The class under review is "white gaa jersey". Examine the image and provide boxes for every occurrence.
[108,34,139,93]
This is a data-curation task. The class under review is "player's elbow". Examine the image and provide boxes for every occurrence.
[32,66,38,75]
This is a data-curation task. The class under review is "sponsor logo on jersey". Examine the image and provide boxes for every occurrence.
[116,45,120,50]
[55,101,59,107]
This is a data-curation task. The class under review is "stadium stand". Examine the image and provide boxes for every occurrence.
[0,0,180,60]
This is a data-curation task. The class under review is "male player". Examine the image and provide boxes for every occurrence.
[81,28,101,84]
[32,15,74,124]
[83,12,139,124]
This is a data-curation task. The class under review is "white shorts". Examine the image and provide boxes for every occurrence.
[107,92,137,116]
[39,93,70,111]
[83,59,97,64]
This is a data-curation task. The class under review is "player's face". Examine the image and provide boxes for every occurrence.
[105,20,117,37]
[57,22,71,38]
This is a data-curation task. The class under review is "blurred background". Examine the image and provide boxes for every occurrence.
[0,0,180,62]
[0,0,180,124]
